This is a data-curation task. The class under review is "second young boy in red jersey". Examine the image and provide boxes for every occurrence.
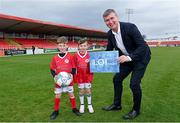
[74,38,94,113]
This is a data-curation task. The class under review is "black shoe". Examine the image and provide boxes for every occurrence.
[72,108,81,116]
[102,104,122,111]
[123,110,140,120]
[50,110,59,120]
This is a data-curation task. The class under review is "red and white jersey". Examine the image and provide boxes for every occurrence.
[74,51,93,83]
[50,52,75,86]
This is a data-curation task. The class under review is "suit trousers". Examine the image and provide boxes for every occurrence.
[113,61,148,112]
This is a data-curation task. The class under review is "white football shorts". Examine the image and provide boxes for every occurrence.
[54,86,74,94]
[78,83,91,89]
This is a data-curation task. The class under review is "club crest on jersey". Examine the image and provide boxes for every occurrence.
[85,59,89,63]
[65,59,69,63]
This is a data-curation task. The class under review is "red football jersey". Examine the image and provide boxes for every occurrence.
[74,51,93,83]
[50,52,75,86]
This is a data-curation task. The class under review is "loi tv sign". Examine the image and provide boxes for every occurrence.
[89,51,119,73]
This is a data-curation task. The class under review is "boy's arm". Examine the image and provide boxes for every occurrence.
[71,68,76,75]
[50,69,56,77]
[71,54,77,75]
[50,69,58,83]
[50,56,58,81]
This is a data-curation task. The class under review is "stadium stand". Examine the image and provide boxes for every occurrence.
[0,38,108,50]
[68,41,78,48]
[0,39,17,49]
[0,13,107,55]
[146,40,180,47]
[1,13,179,56]
[6,39,23,49]
[15,38,58,49]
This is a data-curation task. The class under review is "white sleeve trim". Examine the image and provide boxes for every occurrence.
[127,56,132,61]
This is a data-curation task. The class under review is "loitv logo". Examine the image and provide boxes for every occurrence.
[91,59,107,66]
[90,51,120,73]
[91,59,117,66]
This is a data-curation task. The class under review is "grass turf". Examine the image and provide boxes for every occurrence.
[0,47,180,122]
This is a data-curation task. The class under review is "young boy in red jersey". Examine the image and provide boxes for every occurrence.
[74,38,94,113]
[50,36,81,120]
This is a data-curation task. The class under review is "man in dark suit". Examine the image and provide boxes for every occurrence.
[102,9,151,119]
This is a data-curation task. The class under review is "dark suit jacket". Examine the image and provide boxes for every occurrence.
[106,22,151,65]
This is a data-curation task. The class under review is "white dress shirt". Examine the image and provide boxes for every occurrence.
[112,23,132,61]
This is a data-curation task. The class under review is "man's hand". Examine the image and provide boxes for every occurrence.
[118,55,131,63]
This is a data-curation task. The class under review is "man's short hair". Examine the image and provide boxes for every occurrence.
[57,36,68,44]
[78,38,88,45]
[103,9,117,17]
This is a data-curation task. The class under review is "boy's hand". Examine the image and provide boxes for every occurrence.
[54,75,62,87]
[54,75,58,82]
[69,73,73,80]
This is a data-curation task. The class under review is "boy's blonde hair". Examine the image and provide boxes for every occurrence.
[78,38,88,45]
[57,36,68,44]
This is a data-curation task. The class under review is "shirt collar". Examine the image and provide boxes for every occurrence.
[112,23,120,35]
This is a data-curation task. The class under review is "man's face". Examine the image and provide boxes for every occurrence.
[103,12,119,32]
[78,42,88,54]
[58,43,68,53]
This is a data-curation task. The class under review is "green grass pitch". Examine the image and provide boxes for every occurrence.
[0,47,180,122]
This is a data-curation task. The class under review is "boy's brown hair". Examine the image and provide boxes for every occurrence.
[57,36,68,44]
[78,38,88,45]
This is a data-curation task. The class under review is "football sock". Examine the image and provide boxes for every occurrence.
[54,98,60,111]
[79,94,84,105]
[86,93,92,105]
[70,97,77,109]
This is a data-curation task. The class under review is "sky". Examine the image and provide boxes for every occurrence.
[0,0,180,39]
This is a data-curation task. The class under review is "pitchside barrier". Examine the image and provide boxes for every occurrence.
[4,49,26,56]
[0,47,104,57]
